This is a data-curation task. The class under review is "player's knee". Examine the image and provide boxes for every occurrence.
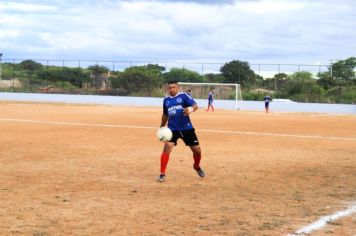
[163,143,174,153]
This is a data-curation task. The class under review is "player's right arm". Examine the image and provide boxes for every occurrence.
[161,101,168,127]
[160,114,168,127]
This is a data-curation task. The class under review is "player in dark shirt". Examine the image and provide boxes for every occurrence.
[264,95,271,113]
[206,90,214,112]
[157,81,205,182]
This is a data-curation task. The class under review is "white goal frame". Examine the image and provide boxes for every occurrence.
[178,82,242,110]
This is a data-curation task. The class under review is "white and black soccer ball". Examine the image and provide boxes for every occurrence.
[156,127,173,142]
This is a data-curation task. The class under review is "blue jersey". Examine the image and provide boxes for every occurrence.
[208,91,213,101]
[264,96,271,103]
[163,93,196,131]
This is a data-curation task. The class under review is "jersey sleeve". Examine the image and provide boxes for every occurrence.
[163,99,168,115]
[184,93,196,107]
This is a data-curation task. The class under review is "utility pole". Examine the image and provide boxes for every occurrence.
[330,59,333,78]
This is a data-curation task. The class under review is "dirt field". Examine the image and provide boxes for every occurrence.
[0,101,355,235]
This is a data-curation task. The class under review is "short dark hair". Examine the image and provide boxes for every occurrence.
[168,81,178,85]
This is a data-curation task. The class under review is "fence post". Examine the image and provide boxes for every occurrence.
[276,64,280,90]
[258,64,260,75]
[46,60,49,93]
[12,59,15,92]
[0,53,2,80]
[238,63,241,84]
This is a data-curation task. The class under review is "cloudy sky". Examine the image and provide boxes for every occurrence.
[0,0,355,65]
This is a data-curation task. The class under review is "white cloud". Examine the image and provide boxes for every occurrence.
[241,0,305,14]
[0,2,57,12]
[0,30,21,39]
[0,0,355,64]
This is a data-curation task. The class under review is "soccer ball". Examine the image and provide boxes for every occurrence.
[157,127,173,142]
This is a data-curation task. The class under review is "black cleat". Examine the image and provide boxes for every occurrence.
[157,174,165,182]
[194,166,205,178]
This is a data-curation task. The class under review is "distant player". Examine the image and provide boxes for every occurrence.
[157,81,205,182]
[206,89,214,111]
[186,89,192,97]
[264,95,272,113]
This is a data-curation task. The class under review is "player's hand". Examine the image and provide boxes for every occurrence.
[183,107,193,116]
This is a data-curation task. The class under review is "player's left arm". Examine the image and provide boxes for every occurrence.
[183,93,198,116]
[183,103,197,116]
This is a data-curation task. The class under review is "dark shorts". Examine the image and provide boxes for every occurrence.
[169,128,200,146]
[265,102,269,108]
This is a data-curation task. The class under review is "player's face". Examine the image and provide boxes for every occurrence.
[168,83,179,96]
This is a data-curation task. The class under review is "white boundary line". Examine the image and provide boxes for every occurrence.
[1,118,356,142]
[0,118,156,130]
[288,203,356,235]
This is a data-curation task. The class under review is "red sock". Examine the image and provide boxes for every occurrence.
[193,153,201,169]
[160,152,170,174]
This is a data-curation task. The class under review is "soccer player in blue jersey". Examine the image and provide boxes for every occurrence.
[206,89,214,111]
[264,95,271,113]
[186,89,192,97]
[157,81,205,182]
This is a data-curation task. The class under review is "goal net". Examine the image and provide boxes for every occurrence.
[178,82,242,110]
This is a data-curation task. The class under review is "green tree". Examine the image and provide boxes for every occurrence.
[163,68,203,83]
[317,72,337,89]
[108,71,123,89]
[253,74,264,89]
[87,65,110,89]
[87,65,109,74]
[146,64,165,73]
[204,73,224,83]
[220,60,256,87]
[264,73,288,91]
[277,71,325,102]
[19,60,43,72]
[16,60,43,84]
[331,57,356,85]
[274,73,288,80]
[109,66,163,96]
[37,67,90,88]
[64,68,91,87]
[289,71,314,81]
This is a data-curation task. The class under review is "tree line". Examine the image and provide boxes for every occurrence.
[1,57,355,103]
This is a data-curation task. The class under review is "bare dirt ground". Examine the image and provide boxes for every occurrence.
[0,101,355,236]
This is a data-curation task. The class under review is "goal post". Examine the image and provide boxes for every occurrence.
[178,82,242,110]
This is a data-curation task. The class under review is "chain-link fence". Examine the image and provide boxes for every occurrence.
[0,58,332,93]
